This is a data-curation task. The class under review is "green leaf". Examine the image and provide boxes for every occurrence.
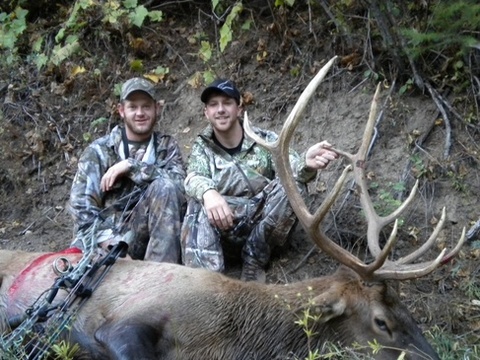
[275,0,294,6]
[65,1,82,28]
[212,0,220,11]
[219,2,243,52]
[55,28,65,43]
[148,10,163,23]
[78,0,93,10]
[203,70,215,85]
[219,23,232,53]
[90,117,108,129]
[65,34,79,45]
[241,19,252,30]
[105,9,124,24]
[32,36,44,52]
[83,132,92,142]
[130,59,143,71]
[15,7,29,21]
[198,41,212,62]
[130,5,148,27]
[154,66,169,75]
[1,32,15,49]
[50,41,81,65]
[34,53,48,70]
[392,182,406,192]
[123,0,137,9]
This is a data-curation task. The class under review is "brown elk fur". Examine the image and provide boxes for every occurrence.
[0,249,439,359]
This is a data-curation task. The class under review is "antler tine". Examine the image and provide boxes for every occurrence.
[395,208,466,266]
[396,207,447,264]
[370,227,465,281]
[246,57,381,278]
[439,227,466,265]
[244,56,339,226]
[246,60,465,283]
[277,56,339,159]
[375,248,448,281]
[339,83,401,277]
[351,84,466,281]
[311,165,352,229]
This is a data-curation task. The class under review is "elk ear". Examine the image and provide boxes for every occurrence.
[296,292,347,324]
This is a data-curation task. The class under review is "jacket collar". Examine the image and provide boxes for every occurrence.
[200,122,257,152]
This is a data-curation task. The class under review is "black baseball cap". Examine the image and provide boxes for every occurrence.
[200,79,241,104]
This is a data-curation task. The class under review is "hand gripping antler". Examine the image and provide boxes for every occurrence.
[244,56,466,281]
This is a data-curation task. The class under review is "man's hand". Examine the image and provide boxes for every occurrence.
[305,141,339,170]
[202,189,234,230]
[101,160,131,192]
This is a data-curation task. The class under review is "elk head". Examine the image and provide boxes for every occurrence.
[244,56,465,358]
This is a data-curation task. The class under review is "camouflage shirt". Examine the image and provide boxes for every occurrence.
[185,123,316,201]
[70,125,186,236]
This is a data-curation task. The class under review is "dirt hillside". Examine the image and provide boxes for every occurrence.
[0,2,479,356]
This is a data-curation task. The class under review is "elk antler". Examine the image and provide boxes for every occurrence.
[244,56,466,281]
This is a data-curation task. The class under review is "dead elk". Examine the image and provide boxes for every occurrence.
[0,57,465,360]
[0,248,459,360]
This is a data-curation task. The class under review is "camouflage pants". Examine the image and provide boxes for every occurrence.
[127,177,186,263]
[181,178,307,272]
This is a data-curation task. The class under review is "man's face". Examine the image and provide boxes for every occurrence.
[118,91,160,141]
[204,93,242,133]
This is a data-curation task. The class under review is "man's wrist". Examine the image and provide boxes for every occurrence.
[201,187,217,200]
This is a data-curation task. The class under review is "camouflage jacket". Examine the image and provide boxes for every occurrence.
[185,123,316,201]
[70,125,186,236]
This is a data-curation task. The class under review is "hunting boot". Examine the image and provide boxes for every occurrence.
[241,226,269,283]
[240,261,266,283]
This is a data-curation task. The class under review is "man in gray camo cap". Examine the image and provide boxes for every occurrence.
[180,79,338,282]
[69,77,186,263]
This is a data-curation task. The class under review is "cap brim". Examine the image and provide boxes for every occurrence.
[200,87,240,103]
[122,89,155,101]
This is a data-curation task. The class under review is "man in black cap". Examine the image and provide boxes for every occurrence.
[69,77,186,263]
[181,79,338,282]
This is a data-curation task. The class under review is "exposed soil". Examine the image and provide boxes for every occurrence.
[0,3,479,355]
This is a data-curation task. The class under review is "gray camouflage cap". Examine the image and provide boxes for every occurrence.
[121,77,156,101]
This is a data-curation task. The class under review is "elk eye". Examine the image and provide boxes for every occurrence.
[375,318,390,334]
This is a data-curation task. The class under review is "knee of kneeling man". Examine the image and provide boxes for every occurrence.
[149,177,180,195]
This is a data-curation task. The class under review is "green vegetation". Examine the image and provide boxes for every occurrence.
[2,0,479,97]
[410,154,432,180]
[1,0,164,69]
[427,326,480,360]
[51,340,80,360]
[369,181,405,219]
[401,1,480,59]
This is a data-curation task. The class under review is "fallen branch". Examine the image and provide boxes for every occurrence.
[424,81,453,159]
[467,218,480,242]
